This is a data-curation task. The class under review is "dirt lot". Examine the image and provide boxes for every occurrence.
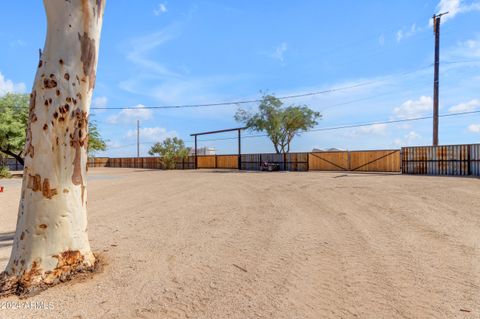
[0,168,479,319]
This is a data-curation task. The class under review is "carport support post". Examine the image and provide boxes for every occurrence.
[238,129,242,170]
[194,135,198,169]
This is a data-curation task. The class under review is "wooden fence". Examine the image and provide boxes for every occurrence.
[309,150,401,172]
[88,157,195,170]
[89,149,402,173]
[402,144,480,176]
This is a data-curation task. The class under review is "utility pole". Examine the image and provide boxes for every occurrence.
[432,12,448,146]
[137,120,140,158]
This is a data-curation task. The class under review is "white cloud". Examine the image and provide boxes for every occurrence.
[430,0,480,25]
[9,39,26,48]
[126,127,177,142]
[154,3,168,16]
[396,23,421,42]
[442,37,480,62]
[93,96,108,108]
[107,104,153,124]
[106,140,123,149]
[468,124,480,133]
[270,42,288,62]
[394,131,421,146]
[448,99,480,113]
[126,25,181,77]
[456,38,480,58]
[121,25,251,118]
[345,124,388,138]
[0,72,26,96]
[358,124,388,135]
[393,96,432,119]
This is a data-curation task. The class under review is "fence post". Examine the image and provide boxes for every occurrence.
[347,151,352,171]
[400,149,403,174]
[237,129,242,171]
[468,144,472,176]
[194,136,198,169]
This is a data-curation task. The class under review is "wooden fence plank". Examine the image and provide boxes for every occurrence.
[216,155,238,169]
[197,156,216,169]
[308,152,349,171]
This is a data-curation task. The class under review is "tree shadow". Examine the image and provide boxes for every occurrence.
[0,231,15,249]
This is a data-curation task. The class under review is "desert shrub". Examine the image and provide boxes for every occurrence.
[149,137,190,170]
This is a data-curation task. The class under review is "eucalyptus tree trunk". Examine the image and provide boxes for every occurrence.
[0,0,105,296]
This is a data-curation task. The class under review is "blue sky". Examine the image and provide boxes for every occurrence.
[0,0,479,156]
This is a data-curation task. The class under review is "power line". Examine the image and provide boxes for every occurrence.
[319,82,432,112]
[0,61,474,115]
[442,60,480,65]
[93,83,433,127]
[89,64,434,111]
[101,109,480,151]
[1,63,462,113]
[0,63,432,113]
[192,109,480,143]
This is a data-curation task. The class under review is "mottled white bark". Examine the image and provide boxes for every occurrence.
[0,0,105,296]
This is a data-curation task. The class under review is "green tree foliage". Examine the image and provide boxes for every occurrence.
[0,93,107,163]
[0,93,29,165]
[87,120,107,156]
[148,137,190,169]
[235,94,321,153]
[0,165,11,178]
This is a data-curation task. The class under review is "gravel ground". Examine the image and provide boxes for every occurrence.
[0,168,479,319]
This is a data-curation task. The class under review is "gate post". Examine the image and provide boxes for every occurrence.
[194,135,198,169]
[238,129,242,170]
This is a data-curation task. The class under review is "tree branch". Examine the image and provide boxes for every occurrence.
[0,148,24,166]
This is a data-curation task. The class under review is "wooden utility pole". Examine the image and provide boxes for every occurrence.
[432,12,448,146]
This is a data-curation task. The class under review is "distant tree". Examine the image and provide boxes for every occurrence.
[235,94,321,153]
[0,93,29,165]
[149,137,190,169]
[87,120,107,156]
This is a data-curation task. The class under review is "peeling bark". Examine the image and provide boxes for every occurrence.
[0,0,106,297]
[78,32,97,90]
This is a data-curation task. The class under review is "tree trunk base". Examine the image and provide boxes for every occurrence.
[0,251,100,298]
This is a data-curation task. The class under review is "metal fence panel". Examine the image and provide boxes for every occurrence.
[0,157,24,171]
[240,153,308,171]
[402,144,480,176]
